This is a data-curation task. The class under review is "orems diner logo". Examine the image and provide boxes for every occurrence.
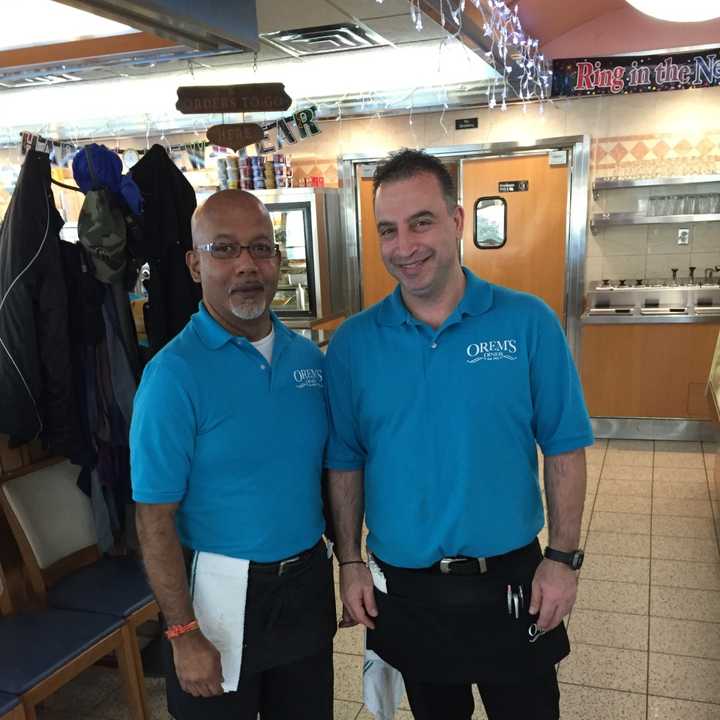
[293,368,323,388]
[466,339,518,364]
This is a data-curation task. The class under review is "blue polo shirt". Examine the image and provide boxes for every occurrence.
[325,269,593,568]
[130,304,327,562]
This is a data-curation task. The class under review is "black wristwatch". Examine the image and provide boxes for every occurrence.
[544,546,584,570]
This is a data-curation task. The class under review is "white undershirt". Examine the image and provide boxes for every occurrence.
[250,326,275,364]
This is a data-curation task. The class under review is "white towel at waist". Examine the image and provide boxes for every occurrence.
[363,555,405,720]
[190,551,250,693]
[190,541,333,693]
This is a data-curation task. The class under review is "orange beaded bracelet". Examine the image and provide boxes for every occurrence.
[164,620,199,640]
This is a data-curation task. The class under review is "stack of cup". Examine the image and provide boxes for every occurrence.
[264,158,276,189]
[285,157,293,187]
[239,157,253,190]
[216,158,228,190]
[251,156,265,189]
[226,156,239,189]
[273,153,288,188]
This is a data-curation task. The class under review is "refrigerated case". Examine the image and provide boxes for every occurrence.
[196,187,350,323]
[256,188,348,322]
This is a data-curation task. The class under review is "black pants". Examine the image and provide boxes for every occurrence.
[167,540,335,720]
[166,645,333,720]
[403,666,560,720]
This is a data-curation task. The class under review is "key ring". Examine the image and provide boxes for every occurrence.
[528,623,546,643]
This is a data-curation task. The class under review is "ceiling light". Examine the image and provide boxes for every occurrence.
[1,1,135,52]
[0,39,497,130]
[625,0,720,22]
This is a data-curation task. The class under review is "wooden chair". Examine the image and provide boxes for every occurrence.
[0,692,24,720]
[0,459,158,719]
[0,558,144,720]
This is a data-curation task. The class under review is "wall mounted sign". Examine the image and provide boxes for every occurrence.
[176,83,292,113]
[455,117,479,130]
[499,180,529,192]
[549,149,568,166]
[552,47,720,97]
[207,123,264,150]
[255,106,322,155]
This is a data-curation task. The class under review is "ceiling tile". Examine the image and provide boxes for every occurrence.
[256,0,349,34]
[363,13,449,44]
[328,0,417,20]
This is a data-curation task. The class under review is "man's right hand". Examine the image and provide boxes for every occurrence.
[171,631,224,697]
[340,563,378,629]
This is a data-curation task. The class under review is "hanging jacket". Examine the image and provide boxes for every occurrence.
[0,150,82,454]
[130,144,201,354]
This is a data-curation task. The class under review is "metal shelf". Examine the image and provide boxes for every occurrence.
[591,212,720,233]
[593,175,720,198]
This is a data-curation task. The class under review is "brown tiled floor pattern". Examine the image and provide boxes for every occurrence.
[35,441,720,719]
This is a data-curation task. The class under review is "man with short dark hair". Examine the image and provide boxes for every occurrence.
[326,149,592,720]
[131,190,335,720]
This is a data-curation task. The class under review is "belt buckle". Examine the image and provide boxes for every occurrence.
[278,555,300,576]
[439,557,488,575]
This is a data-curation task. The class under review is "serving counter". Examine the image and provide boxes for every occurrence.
[580,278,720,422]
[580,322,719,420]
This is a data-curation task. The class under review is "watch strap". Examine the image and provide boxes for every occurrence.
[544,546,583,569]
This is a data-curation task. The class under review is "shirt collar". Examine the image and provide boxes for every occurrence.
[376,267,494,327]
[456,267,494,318]
[192,302,293,350]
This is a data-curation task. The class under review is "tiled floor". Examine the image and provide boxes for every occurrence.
[35,440,720,719]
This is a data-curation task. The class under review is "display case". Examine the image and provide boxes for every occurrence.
[256,188,347,322]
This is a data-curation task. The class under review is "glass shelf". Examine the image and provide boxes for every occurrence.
[593,175,720,197]
[590,212,720,233]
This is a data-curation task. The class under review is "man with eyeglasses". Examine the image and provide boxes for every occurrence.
[130,190,334,720]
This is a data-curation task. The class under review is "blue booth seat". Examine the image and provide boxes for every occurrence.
[0,460,154,719]
[0,692,21,719]
[0,558,146,720]
[47,556,154,618]
[0,609,122,695]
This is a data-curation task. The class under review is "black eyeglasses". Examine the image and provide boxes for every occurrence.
[195,241,280,260]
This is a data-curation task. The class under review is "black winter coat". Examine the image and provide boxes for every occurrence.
[130,144,201,354]
[0,150,81,453]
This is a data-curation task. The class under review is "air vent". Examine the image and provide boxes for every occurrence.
[0,74,82,89]
[0,47,242,91]
[261,23,388,57]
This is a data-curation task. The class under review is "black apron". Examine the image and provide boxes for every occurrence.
[367,539,570,684]
[167,539,336,703]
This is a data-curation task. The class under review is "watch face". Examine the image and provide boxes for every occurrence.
[571,550,584,570]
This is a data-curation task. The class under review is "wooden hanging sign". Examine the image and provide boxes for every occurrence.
[176,83,292,114]
[206,123,265,150]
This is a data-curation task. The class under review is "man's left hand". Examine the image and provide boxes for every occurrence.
[528,558,578,631]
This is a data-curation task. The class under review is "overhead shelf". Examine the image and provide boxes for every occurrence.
[593,175,720,198]
[591,212,720,233]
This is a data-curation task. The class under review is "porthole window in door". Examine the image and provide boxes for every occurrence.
[474,196,507,249]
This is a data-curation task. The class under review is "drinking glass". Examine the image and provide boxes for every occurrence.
[698,194,712,214]
[683,195,698,215]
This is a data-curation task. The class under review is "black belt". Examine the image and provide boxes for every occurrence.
[250,539,324,576]
[375,540,538,577]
